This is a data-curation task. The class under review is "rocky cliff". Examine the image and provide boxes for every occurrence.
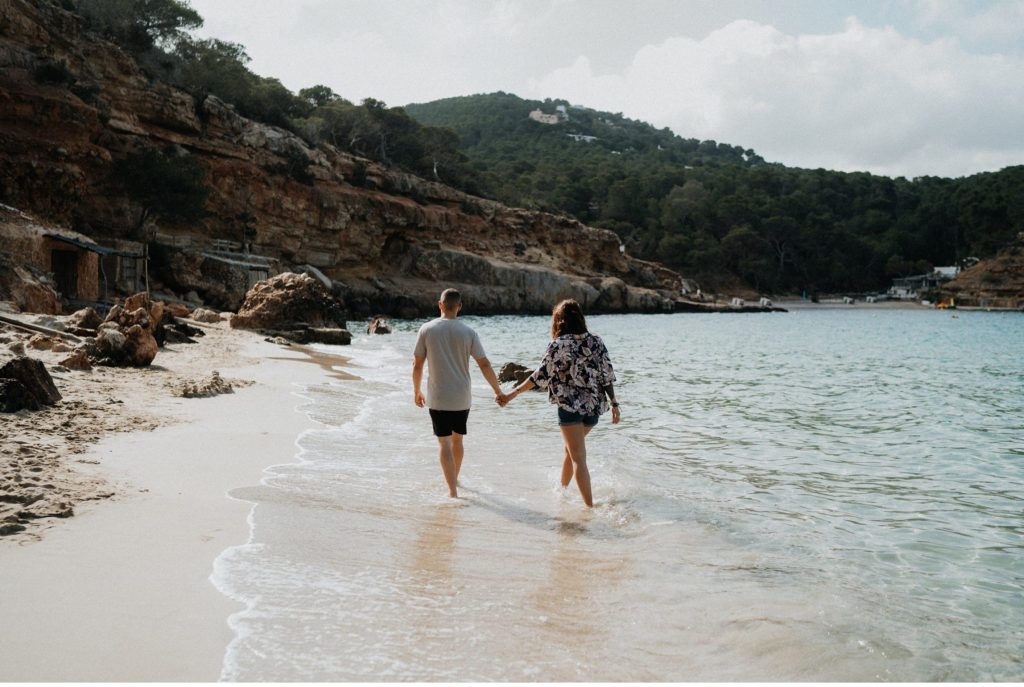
[940,233,1024,310]
[0,0,685,316]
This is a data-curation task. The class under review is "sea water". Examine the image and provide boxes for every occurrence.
[213,309,1023,681]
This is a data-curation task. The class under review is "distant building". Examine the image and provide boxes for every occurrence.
[888,267,957,300]
[528,107,569,125]
[567,133,598,143]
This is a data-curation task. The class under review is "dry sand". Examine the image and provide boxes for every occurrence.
[0,318,349,681]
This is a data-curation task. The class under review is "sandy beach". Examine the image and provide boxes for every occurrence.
[0,320,346,681]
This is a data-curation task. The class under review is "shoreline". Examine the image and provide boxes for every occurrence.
[0,325,348,681]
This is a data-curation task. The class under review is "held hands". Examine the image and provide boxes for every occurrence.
[611,405,621,424]
[495,390,513,407]
[414,391,426,408]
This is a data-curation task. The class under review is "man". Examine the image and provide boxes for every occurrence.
[412,288,503,498]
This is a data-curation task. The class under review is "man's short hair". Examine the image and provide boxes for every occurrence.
[440,288,461,309]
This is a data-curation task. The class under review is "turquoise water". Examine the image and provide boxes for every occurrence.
[215,309,1023,681]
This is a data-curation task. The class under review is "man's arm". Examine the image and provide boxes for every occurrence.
[412,355,426,407]
[475,356,503,396]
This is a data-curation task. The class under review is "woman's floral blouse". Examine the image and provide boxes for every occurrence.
[529,332,616,416]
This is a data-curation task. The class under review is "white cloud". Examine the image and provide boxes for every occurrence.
[526,17,1024,177]
[915,0,1024,43]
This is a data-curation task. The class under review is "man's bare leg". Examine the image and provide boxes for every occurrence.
[560,424,593,507]
[452,432,465,480]
[437,436,458,497]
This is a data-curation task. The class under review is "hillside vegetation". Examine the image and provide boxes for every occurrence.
[406,94,1024,294]
[66,1,1024,295]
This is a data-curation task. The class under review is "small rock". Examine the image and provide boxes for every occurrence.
[50,342,74,353]
[7,341,25,355]
[0,523,27,536]
[59,349,92,371]
[176,371,234,398]
[190,308,221,323]
[164,302,190,318]
[67,307,103,330]
[28,334,53,350]
[163,328,196,345]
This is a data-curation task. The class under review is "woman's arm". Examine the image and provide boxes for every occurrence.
[603,383,621,424]
[499,377,536,406]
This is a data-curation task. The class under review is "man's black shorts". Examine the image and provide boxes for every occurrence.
[429,409,470,437]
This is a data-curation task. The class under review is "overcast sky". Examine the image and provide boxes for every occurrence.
[187,0,1024,179]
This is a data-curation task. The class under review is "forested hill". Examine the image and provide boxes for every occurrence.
[405,93,1024,294]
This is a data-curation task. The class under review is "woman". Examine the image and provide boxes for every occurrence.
[499,299,620,507]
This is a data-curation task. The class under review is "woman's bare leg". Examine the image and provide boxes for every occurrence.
[560,446,573,488]
[560,424,593,507]
[560,425,593,488]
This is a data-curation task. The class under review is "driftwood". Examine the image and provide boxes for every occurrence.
[0,314,82,343]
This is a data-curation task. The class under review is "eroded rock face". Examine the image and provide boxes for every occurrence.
[230,272,347,331]
[941,234,1024,310]
[0,0,687,318]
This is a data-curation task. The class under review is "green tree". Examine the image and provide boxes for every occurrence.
[77,0,202,53]
[298,85,343,108]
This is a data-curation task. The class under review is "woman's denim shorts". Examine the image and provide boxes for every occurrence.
[557,407,599,427]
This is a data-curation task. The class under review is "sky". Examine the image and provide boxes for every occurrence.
[187,0,1024,179]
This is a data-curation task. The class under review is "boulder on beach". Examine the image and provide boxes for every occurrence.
[498,362,532,384]
[190,308,221,323]
[67,307,103,331]
[0,356,61,411]
[230,272,347,332]
[367,316,392,335]
[27,333,53,350]
[0,377,37,412]
[59,349,92,371]
[86,293,161,366]
[164,302,191,319]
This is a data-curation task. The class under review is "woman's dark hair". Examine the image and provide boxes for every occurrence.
[551,299,588,338]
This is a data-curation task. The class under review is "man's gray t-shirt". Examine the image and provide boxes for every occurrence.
[414,318,486,411]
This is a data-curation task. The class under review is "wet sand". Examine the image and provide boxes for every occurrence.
[0,321,347,680]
